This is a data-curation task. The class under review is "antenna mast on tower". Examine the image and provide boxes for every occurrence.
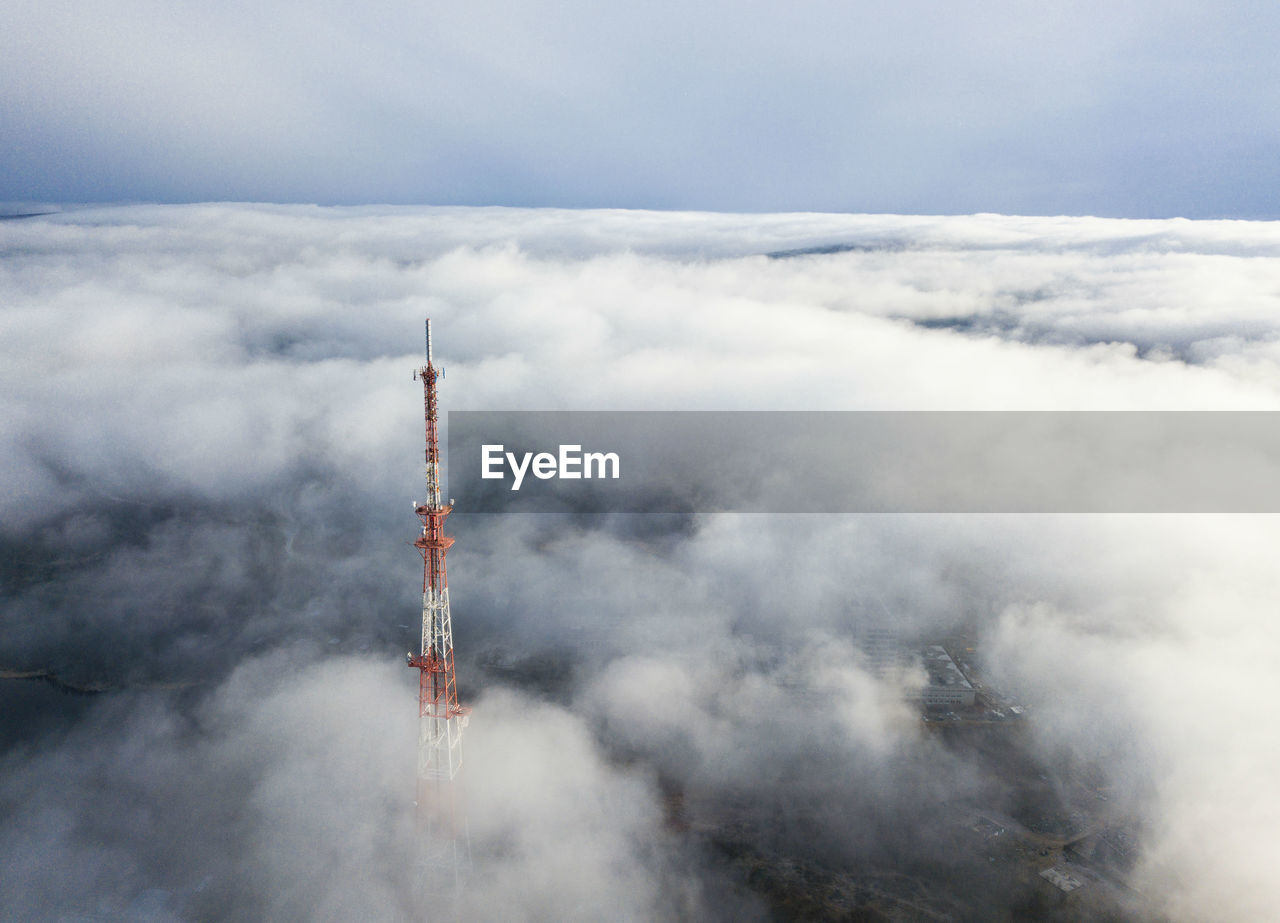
[409,319,470,817]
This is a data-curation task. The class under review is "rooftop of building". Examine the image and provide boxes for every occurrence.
[922,645,973,690]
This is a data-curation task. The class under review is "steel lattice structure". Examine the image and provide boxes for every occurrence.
[409,320,470,813]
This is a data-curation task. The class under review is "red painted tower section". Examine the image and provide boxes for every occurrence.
[409,320,469,825]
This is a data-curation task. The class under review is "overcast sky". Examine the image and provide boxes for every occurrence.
[3,0,1278,216]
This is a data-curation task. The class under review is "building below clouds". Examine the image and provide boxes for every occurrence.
[858,626,903,679]
[855,624,975,709]
[910,645,975,708]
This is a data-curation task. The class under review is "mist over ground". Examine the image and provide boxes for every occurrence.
[3,205,1280,920]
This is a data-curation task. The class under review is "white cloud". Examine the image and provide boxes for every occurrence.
[4,205,1280,919]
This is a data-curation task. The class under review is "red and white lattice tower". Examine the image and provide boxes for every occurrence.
[409,320,470,824]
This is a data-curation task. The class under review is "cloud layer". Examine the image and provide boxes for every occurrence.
[3,205,1280,919]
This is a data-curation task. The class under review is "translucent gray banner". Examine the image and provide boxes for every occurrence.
[445,411,1280,513]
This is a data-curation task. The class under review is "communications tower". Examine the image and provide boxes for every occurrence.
[409,320,470,836]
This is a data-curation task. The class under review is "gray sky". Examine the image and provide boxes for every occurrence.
[3,0,1278,216]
